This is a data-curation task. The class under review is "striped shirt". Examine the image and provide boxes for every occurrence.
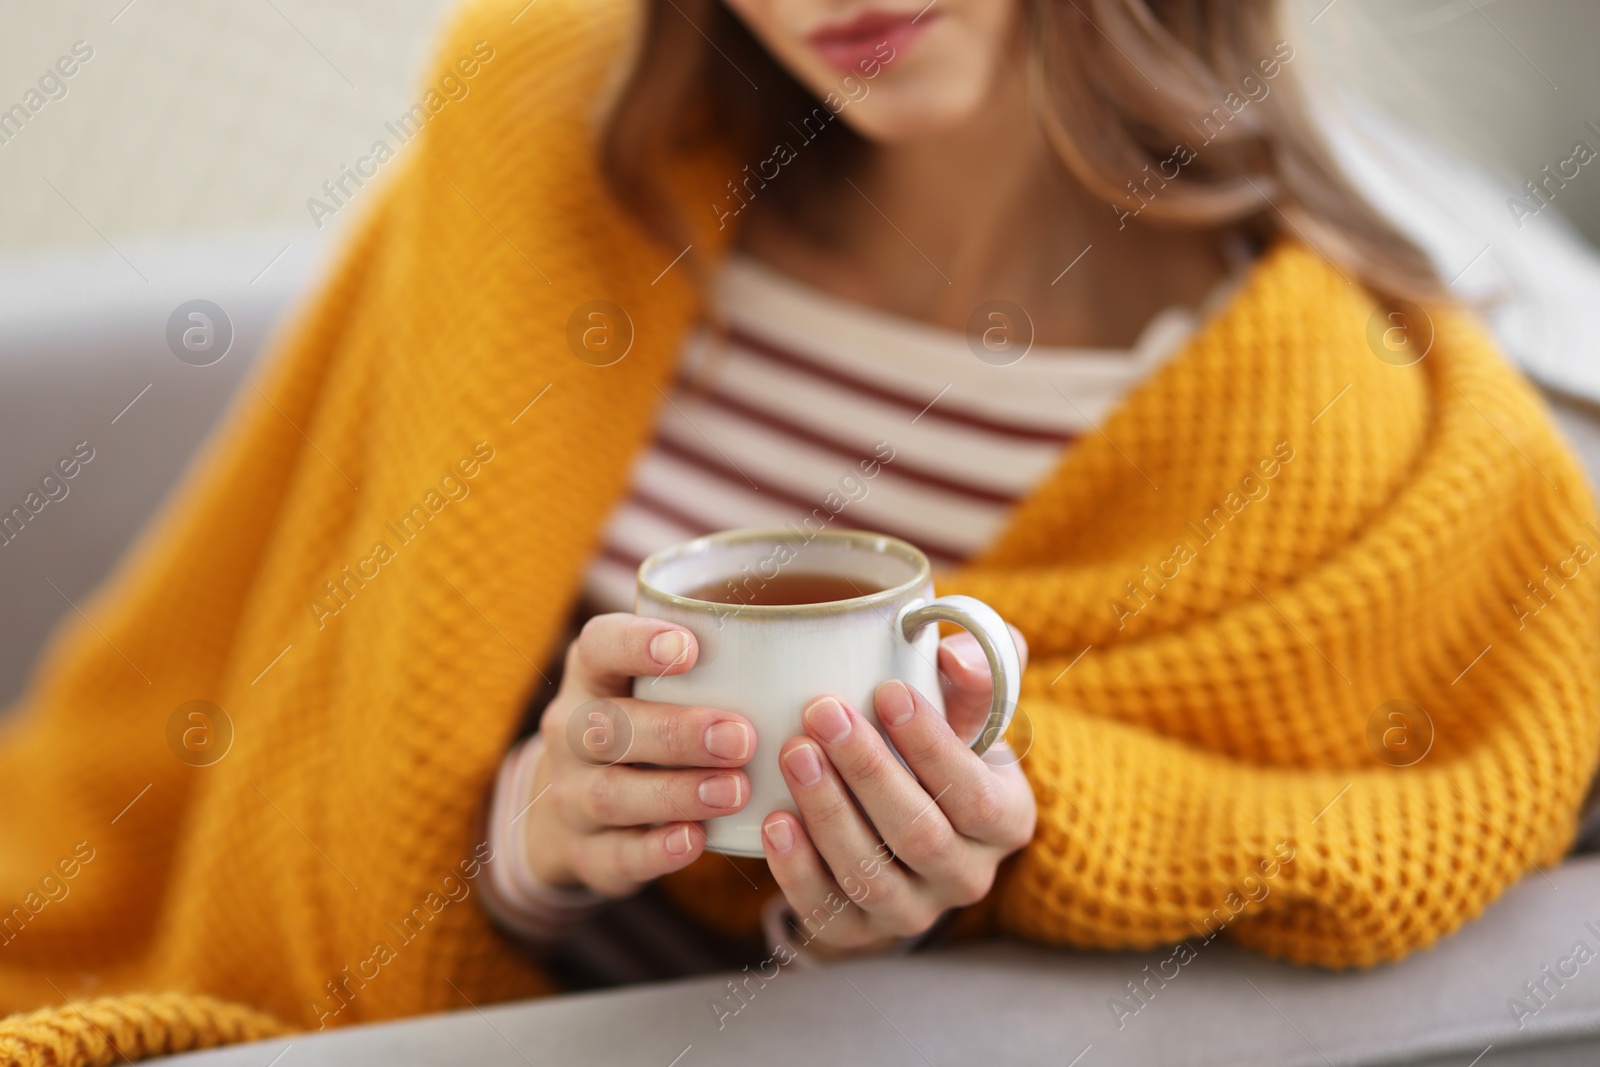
[483,252,1221,982]
[582,254,1204,610]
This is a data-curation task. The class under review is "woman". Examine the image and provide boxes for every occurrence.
[0,0,1594,1060]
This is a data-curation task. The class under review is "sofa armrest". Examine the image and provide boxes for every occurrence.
[146,853,1600,1067]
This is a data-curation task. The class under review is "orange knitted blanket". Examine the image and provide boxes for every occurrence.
[0,1,1596,1063]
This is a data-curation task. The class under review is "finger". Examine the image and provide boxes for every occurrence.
[938,626,1027,744]
[567,612,698,695]
[778,733,931,933]
[760,812,877,949]
[876,680,1033,853]
[937,632,988,695]
[558,697,755,769]
[571,821,705,898]
[800,694,964,881]
[560,764,750,830]
[937,625,1029,693]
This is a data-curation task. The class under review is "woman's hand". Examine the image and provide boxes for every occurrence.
[523,613,756,897]
[761,630,1036,956]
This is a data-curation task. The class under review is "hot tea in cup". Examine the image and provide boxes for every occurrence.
[634,527,1020,856]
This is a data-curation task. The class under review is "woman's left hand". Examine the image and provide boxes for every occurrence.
[761,629,1036,957]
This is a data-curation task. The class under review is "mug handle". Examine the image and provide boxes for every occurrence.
[897,595,1021,757]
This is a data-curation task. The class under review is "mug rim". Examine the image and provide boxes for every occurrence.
[636,527,932,617]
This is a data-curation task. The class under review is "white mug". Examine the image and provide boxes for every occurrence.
[633,527,1021,857]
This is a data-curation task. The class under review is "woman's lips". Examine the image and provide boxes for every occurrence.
[805,9,937,75]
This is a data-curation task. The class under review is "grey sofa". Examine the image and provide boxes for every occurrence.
[4,242,1600,1065]
[144,852,1600,1066]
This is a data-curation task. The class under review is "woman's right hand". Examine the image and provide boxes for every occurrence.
[520,613,756,897]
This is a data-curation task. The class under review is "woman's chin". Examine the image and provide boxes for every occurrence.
[834,88,991,144]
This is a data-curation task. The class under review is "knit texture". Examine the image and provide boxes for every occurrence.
[0,0,1595,1061]
[0,996,283,1067]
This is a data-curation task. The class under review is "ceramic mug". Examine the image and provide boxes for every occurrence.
[633,527,1021,857]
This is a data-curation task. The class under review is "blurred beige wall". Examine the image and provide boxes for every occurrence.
[1304,0,1600,244]
[0,0,457,252]
[0,0,1595,251]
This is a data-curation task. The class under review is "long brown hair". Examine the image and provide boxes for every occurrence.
[601,0,1442,302]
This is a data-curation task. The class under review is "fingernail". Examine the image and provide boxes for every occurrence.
[878,680,915,727]
[665,825,693,855]
[650,630,689,667]
[764,819,794,852]
[784,743,823,786]
[947,638,982,674]
[698,774,742,809]
[804,696,852,745]
[705,721,751,760]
